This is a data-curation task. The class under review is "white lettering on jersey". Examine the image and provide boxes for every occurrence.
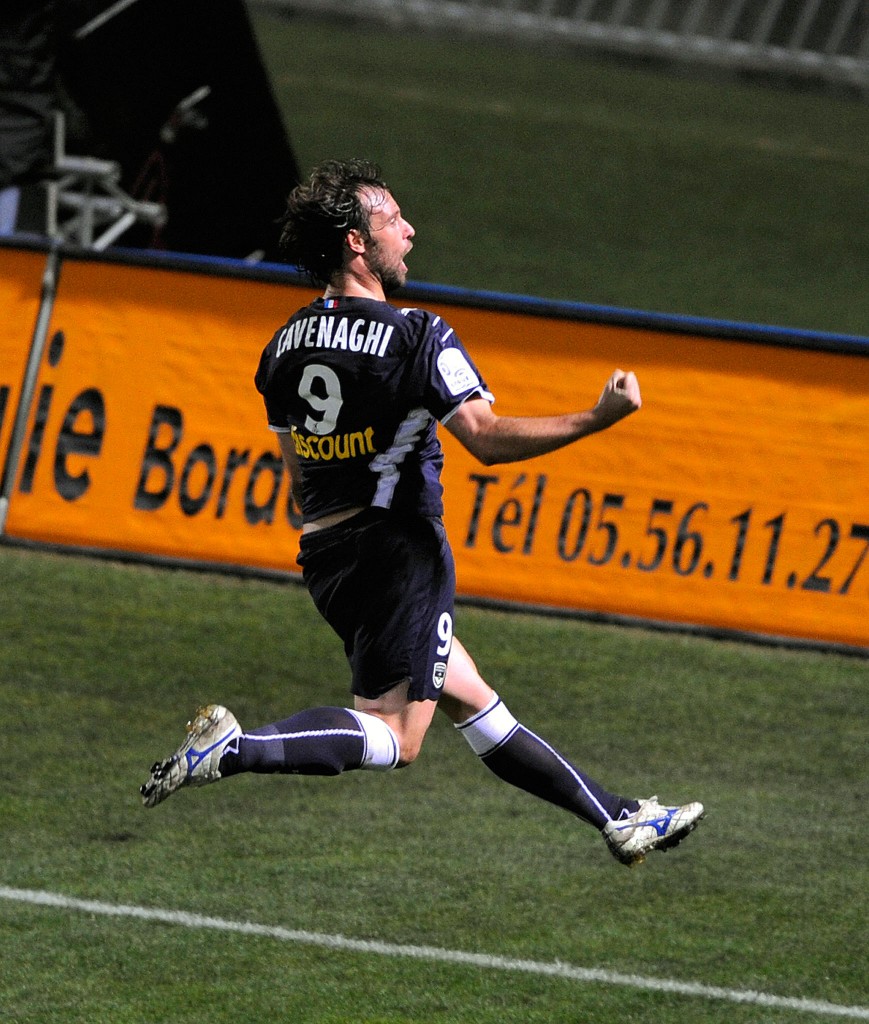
[332,318,349,350]
[316,317,335,347]
[437,347,480,397]
[276,316,394,359]
[364,321,391,355]
[349,319,366,352]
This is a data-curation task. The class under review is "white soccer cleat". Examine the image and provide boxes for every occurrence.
[140,704,241,808]
[602,796,705,867]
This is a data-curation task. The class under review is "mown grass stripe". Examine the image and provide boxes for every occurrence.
[2,886,866,1019]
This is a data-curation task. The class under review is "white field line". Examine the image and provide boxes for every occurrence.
[2,886,867,1020]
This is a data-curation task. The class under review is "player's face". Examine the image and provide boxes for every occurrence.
[363,188,414,294]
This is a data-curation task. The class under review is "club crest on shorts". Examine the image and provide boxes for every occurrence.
[432,662,447,689]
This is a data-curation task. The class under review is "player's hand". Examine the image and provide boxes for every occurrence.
[593,369,642,428]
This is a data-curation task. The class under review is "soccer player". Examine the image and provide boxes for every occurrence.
[140,159,704,866]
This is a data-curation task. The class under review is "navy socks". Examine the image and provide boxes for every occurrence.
[217,695,638,830]
[220,707,368,777]
[219,704,399,774]
[456,695,639,828]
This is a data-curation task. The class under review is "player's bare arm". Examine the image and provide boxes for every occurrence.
[445,369,641,466]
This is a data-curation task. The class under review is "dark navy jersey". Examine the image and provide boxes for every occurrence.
[255,296,493,523]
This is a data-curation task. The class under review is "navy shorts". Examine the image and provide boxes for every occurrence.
[297,510,455,702]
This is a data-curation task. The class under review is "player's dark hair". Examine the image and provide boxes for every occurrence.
[278,159,390,286]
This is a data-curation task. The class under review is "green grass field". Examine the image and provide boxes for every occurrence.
[2,12,867,1022]
[249,10,869,338]
[1,546,866,1023]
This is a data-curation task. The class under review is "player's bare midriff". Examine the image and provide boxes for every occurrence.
[302,506,367,534]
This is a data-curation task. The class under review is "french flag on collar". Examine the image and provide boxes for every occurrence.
[323,298,340,309]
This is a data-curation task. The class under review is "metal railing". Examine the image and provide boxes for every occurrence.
[248,0,869,89]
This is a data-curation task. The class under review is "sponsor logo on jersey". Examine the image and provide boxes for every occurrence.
[290,425,376,461]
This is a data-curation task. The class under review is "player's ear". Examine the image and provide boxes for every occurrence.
[345,228,367,255]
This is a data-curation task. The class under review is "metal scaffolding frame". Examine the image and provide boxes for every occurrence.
[45,112,166,251]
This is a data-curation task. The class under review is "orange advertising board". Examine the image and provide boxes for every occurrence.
[0,246,50,488]
[429,303,868,650]
[2,255,317,568]
[2,249,867,651]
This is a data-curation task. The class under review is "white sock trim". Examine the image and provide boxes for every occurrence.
[455,693,519,757]
[347,710,400,771]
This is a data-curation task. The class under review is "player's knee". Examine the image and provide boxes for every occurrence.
[395,737,424,767]
[348,710,400,771]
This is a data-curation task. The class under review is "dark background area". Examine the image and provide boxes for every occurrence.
[0,0,300,259]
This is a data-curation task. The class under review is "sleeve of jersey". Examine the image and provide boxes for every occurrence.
[254,346,292,432]
[403,309,495,424]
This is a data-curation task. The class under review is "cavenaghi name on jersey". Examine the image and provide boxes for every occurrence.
[275,315,395,359]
